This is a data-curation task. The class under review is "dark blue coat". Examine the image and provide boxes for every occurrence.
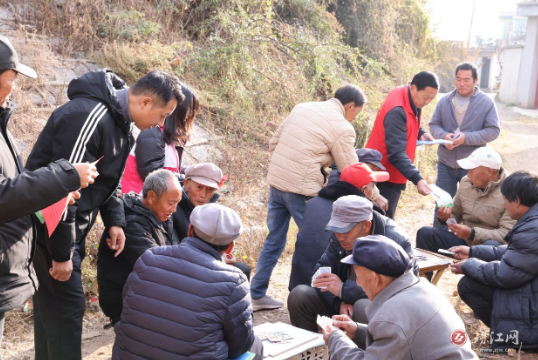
[313,211,418,314]
[289,180,387,291]
[463,203,538,349]
[113,237,255,359]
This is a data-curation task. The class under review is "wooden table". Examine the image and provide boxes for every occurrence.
[414,248,455,285]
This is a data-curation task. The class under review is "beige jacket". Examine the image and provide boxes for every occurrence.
[451,168,515,245]
[267,98,358,197]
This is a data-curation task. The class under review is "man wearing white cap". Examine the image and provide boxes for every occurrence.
[113,203,262,360]
[417,147,516,256]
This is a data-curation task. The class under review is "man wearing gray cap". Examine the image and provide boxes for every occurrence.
[172,162,251,279]
[113,203,262,360]
[323,235,477,360]
[288,195,417,338]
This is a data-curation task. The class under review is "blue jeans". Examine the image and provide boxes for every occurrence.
[433,162,468,228]
[251,186,308,299]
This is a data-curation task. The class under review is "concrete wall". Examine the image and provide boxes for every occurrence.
[475,51,501,92]
[499,46,524,104]
[516,13,538,108]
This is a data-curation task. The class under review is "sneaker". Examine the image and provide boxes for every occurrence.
[252,295,283,311]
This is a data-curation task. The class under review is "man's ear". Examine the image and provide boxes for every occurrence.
[364,220,372,234]
[141,96,153,110]
[147,190,157,205]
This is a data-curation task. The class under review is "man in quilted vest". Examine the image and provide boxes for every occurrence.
[252,84,366,311]
[366,71,440,219]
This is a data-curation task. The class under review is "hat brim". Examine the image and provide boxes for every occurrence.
[14,63,36,79]
[456,158,480,170]
[370,161,386,171]
[325,221,357,234]
[187,176,220,189]
[341,254,359,266]
[371,171,390,183]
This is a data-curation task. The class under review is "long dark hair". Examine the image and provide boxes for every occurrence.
[163,82,199,145]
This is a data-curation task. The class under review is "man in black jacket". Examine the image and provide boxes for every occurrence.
[288,195,418,339]
[172,162,251,279]
[450,171,538,350]
[289,162,389,292]
[97,169,181,324]
[0,36,97,355]
[26,69,184,360]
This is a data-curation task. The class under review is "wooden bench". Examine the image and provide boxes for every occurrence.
[414,248,455,285]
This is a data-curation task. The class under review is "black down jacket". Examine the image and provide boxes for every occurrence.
[26,69,131,261]
[289,180,389,291]
[0,102,79,312]
[97,192,178,324]
[313,209,418,314]
[463,203,538,349]
[113,237,255,360]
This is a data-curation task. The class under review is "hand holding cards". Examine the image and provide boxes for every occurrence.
[317,315,336,333]
[311,267,331,288]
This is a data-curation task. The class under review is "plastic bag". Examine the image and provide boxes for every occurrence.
[429,184,454,208]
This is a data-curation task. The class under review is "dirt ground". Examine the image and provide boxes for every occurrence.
[3,102,537,359]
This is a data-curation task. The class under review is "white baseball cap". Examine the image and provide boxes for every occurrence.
[457,147,502,170]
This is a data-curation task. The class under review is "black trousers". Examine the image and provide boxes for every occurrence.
[376,182,405,219]
[458,276,496,327]
[416,226,466,252]
[33,241,85,360]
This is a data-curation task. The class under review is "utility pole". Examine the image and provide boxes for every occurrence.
[467,0,477,48]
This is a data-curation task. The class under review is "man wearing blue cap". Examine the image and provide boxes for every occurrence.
[288,195,417,337]
[323,235,477,359]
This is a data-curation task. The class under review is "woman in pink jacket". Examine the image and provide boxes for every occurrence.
[121,83,199,194]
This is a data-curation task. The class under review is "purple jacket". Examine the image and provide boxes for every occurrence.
[429,87,500,169]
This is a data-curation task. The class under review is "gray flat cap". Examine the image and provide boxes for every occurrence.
[190,203,243,246]
[185,163,223,189]
[325,195,373,233]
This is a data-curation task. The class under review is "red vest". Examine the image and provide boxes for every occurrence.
[365,85,420,184]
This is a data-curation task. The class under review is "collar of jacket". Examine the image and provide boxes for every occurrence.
[124,192,172,233]
[318,181,386,215]
[328,98,346,116]
[469,167,506,196]
[0,101,15,130]
[365,271,420,319]
[183,236,223,261]
[505,202,538,239]
[446,86,481,102]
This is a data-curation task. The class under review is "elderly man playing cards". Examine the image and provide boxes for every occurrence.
[323,236,477,360]
[288,195,417,347]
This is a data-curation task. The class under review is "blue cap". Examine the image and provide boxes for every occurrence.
[356,148,385,170]
[341,235,410,277]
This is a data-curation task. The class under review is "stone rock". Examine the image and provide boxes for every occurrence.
[184,144,222,164]
[73,63,90,77]
[53,67,78,84]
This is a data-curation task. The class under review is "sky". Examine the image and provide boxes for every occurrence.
[427,0,520,44]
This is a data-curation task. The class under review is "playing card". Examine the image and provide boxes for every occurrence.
[319,267,331,275]
[317,315,336,332]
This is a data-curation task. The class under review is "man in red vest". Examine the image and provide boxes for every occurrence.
[366,72,439,218]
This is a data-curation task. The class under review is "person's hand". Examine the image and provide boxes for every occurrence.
[223,253,236,265]
[107,226,126,257]
[437,206,452,222]
[375,195,389,211]
[450,259,466,274]
[416,180,431,196]
[452,132,466,147]
[73,162,98,188]
[332,314,358,339]
[322,326,333,344]
[420,133,434,141]
[339,302,354,317]
[443,133,456,150]
[449,245,470,260]
[313,273,343,297]
[50,260,73,281]
[67,191,81,205]
[448,223,472,239]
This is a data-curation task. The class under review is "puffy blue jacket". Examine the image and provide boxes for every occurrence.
[463,203,538,349]
[113,237,255,359]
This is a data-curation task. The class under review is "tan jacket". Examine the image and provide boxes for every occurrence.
[451,168,515,245]
[267,98,358,197]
